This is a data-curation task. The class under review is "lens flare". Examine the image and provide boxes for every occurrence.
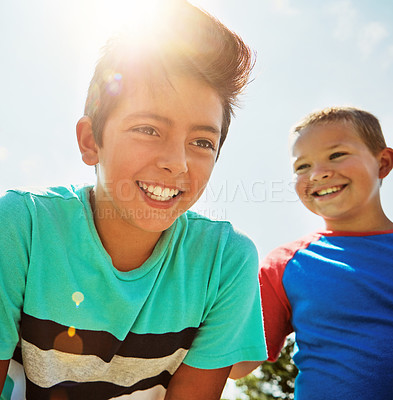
[54,330,83,354]
[72,291,84,307]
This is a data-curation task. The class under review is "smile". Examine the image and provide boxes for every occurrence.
[313,185,346,197]
[137,181,181,202]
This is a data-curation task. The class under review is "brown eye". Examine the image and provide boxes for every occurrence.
[191,139,216,150]
[330,152,347,160]
[295,163,310,172]
[132,126,158,136]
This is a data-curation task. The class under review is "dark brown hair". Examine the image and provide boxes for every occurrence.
[84,0,255,157]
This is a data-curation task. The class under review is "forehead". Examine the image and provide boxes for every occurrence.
[291,121,364,156]
[109,74,224,127]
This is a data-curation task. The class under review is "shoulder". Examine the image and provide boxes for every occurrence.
[262,232,323,273]
[0,185,91,222]
[182,210,232,231]
[182,211,257,255]
[1,185,90,208]
[173,211,258,279]
[4,184,87,201]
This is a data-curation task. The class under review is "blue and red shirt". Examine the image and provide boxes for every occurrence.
[260,230,393,399]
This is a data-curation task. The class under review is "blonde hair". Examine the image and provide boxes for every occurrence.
[291,106,387,155]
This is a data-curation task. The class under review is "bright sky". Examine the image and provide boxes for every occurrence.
[1,0,393,261]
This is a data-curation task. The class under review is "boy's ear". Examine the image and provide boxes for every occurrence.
[76,116,99,166]
[378,147,393,179]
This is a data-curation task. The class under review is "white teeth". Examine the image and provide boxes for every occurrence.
[153,186,163,196]
[316,186,341,196]
[148,185,155,194]
[138,182,180,201]
[162,188,170,197]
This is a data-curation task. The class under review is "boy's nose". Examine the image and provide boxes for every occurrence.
[310,165,333,181]
[156,142,188,176]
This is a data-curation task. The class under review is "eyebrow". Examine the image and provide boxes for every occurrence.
[294,143,345,161]
[123,112,221,135]
[191,125,221,135]
[327,144,343,150]
[123,112,172,125]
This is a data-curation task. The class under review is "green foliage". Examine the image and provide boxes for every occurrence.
[235,336,298,400]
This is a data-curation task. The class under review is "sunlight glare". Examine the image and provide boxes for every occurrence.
[72,291,85,307]
[68,326,76,337]
[67,0,177,67]
[93,0,170,40]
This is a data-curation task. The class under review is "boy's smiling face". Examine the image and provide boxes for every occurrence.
[92,75,222,234]
[291,121,390,231]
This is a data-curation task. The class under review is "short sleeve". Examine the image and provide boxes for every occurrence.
[260,247,294,361]
[0,191,31,359]
[183,228,267,369]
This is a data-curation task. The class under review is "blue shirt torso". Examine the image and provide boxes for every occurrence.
[282,232,393,399]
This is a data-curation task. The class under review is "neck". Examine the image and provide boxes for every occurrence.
[325,212,393,233]
[90,190,162,271]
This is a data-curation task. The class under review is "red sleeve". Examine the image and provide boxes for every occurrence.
[260,233,321,361]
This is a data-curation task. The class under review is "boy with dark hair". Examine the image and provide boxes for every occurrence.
[232,106,393,398]
[0,2,267,399]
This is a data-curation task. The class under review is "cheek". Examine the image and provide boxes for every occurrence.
[294,178,315,205]
[189,159,215,191]
[294,176,305,197]
[200,160,216,181]
[100,156,126,180]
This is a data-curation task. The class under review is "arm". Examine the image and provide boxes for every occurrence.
[165,363,231,400]
[0,359,10,394]
[259,249,294,362]
[229,361,261,380]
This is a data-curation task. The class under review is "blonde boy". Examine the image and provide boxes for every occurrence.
[233,106,393,399]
